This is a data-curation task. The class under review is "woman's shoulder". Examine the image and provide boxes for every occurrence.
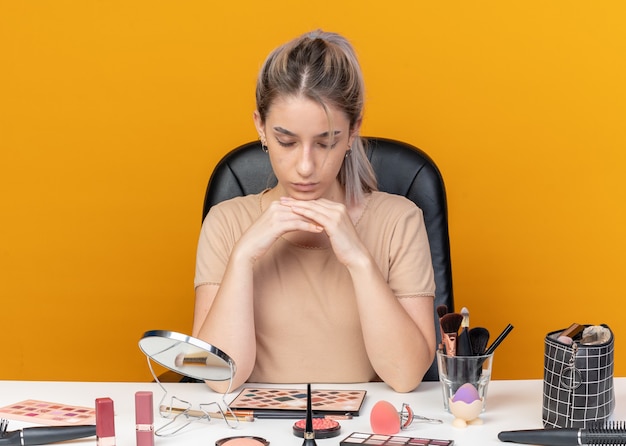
[206,191,264,222]
[367,191,422,215]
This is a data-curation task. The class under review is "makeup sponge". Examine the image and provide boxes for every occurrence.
[370,400,400,435]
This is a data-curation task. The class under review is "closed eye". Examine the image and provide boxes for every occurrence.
[317,140,338,149]
[276,139,296,148]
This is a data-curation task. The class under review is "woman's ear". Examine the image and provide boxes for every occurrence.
[348,117,363,146]
[253,110,265,139]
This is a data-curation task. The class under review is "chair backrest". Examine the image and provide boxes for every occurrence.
[202,137,454,381]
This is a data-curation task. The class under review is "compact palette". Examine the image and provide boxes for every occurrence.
[229,387,367,415]
[0,399,96,426]
[340,432,454,446]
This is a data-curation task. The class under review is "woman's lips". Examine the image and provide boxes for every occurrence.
[291,182,318,192]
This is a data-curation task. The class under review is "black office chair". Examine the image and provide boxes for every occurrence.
[201,137,454,381]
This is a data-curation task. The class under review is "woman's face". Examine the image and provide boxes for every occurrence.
[254,95,357,202]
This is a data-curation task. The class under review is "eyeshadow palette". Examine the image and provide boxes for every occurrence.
[340,432,454,445]
[229,387,367,415]
[0,399,96,426]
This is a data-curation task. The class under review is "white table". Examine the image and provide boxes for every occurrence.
[0,379,624,445]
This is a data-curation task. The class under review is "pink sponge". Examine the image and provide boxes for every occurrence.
[370,400,400,435]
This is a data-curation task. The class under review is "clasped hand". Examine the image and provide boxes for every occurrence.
[239,196,367,267]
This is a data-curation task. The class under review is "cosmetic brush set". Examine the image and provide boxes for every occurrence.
[437,305,513,358]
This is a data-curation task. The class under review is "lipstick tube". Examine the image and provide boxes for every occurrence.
[135,391,154,446]
[95,397,115,446]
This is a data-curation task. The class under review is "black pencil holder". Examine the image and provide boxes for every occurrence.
[542,324,615,428]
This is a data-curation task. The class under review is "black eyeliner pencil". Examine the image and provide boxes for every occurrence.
[302,383,318,446]
[499,423,626,446]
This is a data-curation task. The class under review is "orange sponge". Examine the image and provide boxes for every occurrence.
[370,400,400,435]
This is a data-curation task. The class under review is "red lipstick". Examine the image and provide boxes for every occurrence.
[96,397,115,446]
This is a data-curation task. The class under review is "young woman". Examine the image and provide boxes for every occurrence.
[193,30,436,393]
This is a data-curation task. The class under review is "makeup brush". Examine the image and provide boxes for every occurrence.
[436,305,448,319]
[436,304,449,352]
[0,422,96,446]
[498,422,626,445]
[456,307,473,356]
[484,324,514,356]
[302,383,318,446]
[469,327,490,356]
[440,312,463,356]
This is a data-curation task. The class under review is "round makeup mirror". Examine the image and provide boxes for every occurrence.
[138,330,235,382]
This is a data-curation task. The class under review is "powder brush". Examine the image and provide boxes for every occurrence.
[469,326,490,355]
[440,312,463,356]
[499,422,626,445]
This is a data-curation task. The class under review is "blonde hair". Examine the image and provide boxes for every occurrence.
[255,30,377,205]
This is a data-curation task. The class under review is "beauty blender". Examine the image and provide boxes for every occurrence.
[452,383,480,404]
[370,400,400,435]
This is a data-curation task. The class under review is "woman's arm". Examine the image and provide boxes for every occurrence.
[282,196,436,392]
[193,198,325,391]
[346,256,435,392]
[193,247,257,392]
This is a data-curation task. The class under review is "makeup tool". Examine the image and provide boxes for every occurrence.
[448,383,483,428]
[139,330,235,383]
[293,418,341,439]
[302,384,317,446]
[138,330,240,434]
[436,305,448,351]
[370,401,401,435]
[135,392,154,446]
[95,398,115,446]
[229,387,365,416]
[0,419,95,446]
[558,323,584,340]
[468,327,490,356]
[456,307,473,356]
[484,324,514,356]
[159,405,254,422]
[436,305,448,319]
[215,437,269,446]
[440,312,463,356]
[370,401,442,435]
[339,432,454,446]
[498,422,626,445]
[0,400,95,426]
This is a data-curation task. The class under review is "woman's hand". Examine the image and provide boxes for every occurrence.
[279,197,368,266]
[236,198,324,263]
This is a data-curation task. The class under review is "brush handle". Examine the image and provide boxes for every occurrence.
[457,328,473,356]
[498,428,581,446]
[485,324,514,356]
[21,425,97,446]
[498,427,626,446]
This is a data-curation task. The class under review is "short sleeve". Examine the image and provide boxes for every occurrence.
[387,204,436,298]
[193,194,260,289]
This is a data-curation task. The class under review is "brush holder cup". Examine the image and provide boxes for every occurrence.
[436,350,494,414]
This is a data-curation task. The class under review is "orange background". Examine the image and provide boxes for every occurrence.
[1,1,625,383]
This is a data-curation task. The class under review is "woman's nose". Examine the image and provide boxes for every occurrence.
[296,146,315,176]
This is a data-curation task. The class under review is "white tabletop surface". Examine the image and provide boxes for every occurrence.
[0,379,624,445]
